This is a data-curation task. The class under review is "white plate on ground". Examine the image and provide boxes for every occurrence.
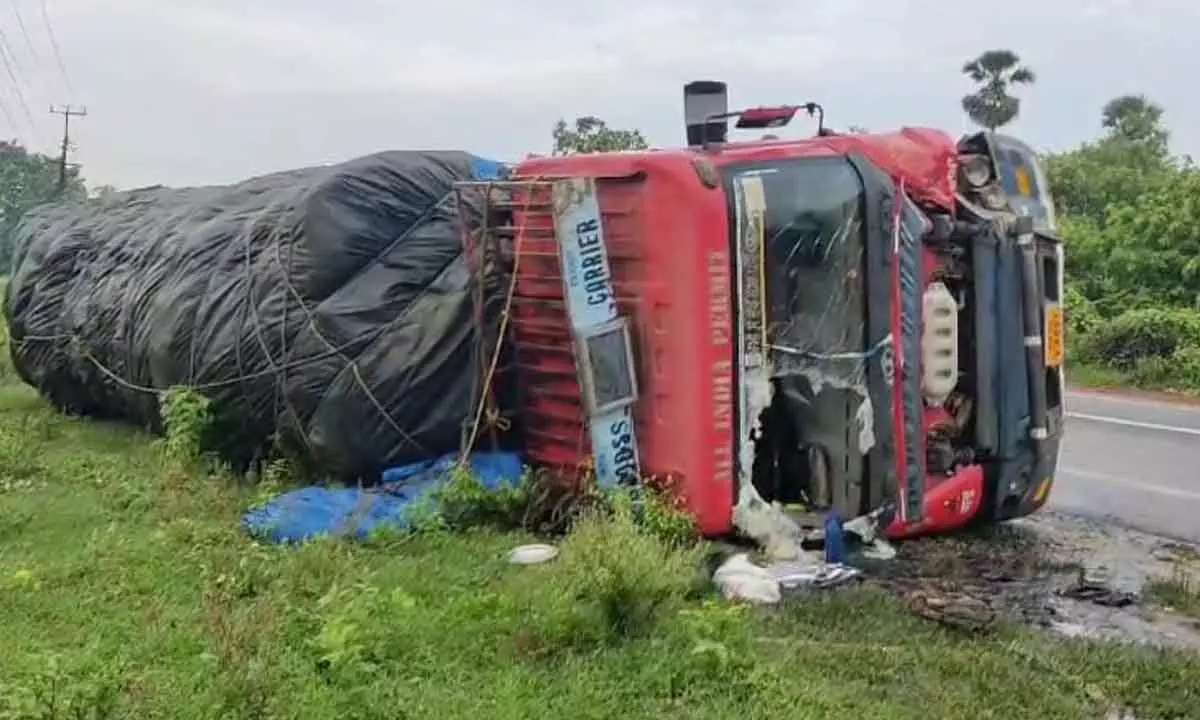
[507,544,559,565]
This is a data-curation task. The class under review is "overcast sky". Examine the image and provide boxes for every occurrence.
[3,0,1198,189]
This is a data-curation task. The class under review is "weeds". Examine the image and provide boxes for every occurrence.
[159,386,213,465]
[1146,565,1200,618]
[533,501,707,649]
[0,654,126,720]
[431,463,533,532]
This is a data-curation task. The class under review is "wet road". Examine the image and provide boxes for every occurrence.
[1049,390,1200,542]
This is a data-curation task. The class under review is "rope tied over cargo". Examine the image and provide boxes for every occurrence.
[456,178,540,467]
[5,151,506,477]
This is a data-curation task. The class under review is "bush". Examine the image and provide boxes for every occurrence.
[159,387,215,465]
[531,501,708,650]
[1129,345,1200,391]
[427,463,532,533]
[1079,307,1200,369]
[1064,283,1101,341]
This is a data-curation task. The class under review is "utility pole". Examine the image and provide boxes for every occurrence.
[49,104,86,195]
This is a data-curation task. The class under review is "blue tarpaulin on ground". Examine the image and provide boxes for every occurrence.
[242,452,524,544]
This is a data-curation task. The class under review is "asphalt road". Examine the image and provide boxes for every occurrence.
[1049,389,1200,542]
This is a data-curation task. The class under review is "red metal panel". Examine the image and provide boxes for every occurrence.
[511,153,736,535]
[709,127,959,212]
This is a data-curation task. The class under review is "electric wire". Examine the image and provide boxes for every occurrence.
[38,0,70,97]
[0,26,37,137]
[0,86,19,132]
[9,0,38,64]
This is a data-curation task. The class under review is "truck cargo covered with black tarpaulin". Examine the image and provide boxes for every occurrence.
[4,150,507,478]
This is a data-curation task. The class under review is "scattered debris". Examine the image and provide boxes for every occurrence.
[507,544,559,566]
[842,510,883,543]
[859,538,898,561]
[768,559,862,590]
[1059,566,1139,608]
[713,553,783,605]
[843,509,899,561]
[902,583,999,633]
[732,485,808,561]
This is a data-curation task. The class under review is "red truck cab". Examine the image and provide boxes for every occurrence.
[460,81,1065,544]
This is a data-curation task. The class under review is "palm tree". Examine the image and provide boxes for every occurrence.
[961,50,1036,131]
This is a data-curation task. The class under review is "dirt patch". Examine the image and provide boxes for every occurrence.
[862,510,1200,650]
[1017,512,1200,649]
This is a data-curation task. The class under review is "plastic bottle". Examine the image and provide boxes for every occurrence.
[824,510,846,564]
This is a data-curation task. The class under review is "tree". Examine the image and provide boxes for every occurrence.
[1100,94,1170,163]
[960,50,1036,131]
[551,116,648,155]
[1045,94,1174,223]
[1092,169,1200,310]
[0,140,86,269]
[1102,95,1165,142]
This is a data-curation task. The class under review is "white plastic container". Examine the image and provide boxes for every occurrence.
[921,281,959,407]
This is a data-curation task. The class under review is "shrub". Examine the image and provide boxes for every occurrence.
[159,386,214,464]
[1129,345,1200,391]
[1079,307,1200,369]
[1064,283,1102,346]
[532,501,708,649]
[429,463,532,532]
[1170,345,1200,388]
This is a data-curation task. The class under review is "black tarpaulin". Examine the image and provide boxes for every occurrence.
[4,150,506,478]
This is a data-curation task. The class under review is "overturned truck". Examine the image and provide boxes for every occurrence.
[457,80,1066,543]
[5,82,1065,545]
[5,151,511,477]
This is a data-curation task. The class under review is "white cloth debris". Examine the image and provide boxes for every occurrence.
[732,486,807,561]
[860,538,898,561]
[843,512,880,544]
[713,553,783,605]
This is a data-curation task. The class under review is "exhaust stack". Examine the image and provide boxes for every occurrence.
[684,81,728,148]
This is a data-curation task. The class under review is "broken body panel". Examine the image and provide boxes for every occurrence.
[479,124,1062,544]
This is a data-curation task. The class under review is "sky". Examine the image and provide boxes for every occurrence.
[3,0,1198,189]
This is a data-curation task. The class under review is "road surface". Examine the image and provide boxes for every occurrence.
[1050,390,1200,542]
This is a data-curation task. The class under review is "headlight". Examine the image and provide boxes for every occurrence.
[978,183,1008,211]
[959,154,993,188]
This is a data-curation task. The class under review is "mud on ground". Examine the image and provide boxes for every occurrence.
[864,510,1200,650]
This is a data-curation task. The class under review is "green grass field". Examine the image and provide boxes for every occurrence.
[1,335,1199,719]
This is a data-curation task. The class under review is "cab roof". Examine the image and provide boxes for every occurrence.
[516,126,959,211]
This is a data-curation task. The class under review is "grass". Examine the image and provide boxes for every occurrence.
[1067,361,1135,390]
[1068,359,1200,397]
[1,358,1200,717]
[1146,561,1200,620]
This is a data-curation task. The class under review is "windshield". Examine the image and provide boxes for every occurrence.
[725,156,868,386]
[724,156,872,510]
[992,134,1058,232]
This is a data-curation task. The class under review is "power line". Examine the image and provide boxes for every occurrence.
[9,0,39,64]
[49,103,83,193]
[38,0,71,96]
[0,91,18,135]
[0,29,37,133]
